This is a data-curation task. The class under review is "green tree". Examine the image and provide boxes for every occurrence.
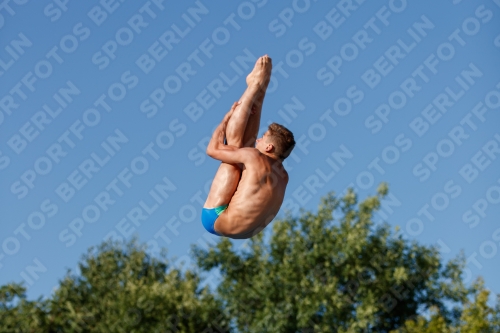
[390,307,451,333]
[0,239,229,333]
[2,186,500,332]
[458,278,495,333]
[193,185,476,332]
[394,278,500,333]
[0,283,50,332]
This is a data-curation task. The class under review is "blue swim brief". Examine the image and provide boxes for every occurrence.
[201,205,228,236]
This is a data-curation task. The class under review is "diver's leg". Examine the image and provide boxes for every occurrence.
[225,55,272,148]
[203,162,241,208]
[203,56,272,209]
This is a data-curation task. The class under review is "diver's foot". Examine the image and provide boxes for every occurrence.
[246,54,272,89]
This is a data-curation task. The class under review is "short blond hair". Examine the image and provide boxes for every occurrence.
[267,123,295,159]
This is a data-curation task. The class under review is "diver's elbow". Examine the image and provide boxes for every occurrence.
[206,146,215,158]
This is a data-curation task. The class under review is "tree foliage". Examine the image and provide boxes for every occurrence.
[1,185,499,332]
[0,240,229,333]
[393,279,500,333]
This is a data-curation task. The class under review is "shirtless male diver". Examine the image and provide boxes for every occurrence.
[201,55,296,239]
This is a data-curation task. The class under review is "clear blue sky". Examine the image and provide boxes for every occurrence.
[1,0,499,300]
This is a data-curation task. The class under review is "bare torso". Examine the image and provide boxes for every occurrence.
[214,150,288,239]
